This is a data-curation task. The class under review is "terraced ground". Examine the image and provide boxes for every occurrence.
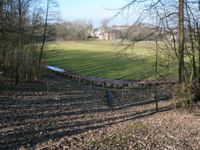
[0,71,172,149]
[44,40,177,80]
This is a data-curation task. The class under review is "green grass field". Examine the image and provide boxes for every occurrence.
[44,40,177,80]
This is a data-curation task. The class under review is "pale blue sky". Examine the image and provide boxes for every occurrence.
[57,0,135,27]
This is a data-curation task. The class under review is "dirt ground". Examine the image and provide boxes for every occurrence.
[44,111,200,150]
[0,73,199,150]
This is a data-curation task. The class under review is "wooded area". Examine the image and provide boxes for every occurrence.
[0,0,57,84]
[116,0,200,103]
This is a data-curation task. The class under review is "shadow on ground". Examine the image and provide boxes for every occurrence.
[0,74,172,149]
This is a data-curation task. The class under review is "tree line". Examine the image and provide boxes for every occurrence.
[52,20,93,41]
[0,0,57,84]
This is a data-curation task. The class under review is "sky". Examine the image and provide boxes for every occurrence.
[57,0,136,27]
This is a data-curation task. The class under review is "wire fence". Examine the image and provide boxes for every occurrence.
[45,78,173,112]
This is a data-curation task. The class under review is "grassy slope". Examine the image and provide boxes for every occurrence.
[44,40,177,80]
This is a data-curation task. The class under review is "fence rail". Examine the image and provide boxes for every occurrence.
[45,65,177,88]
[45,65,174,111]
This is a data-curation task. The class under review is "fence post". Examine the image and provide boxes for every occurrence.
[47,82,49,94]
[121,88,124,101]
[155,85,159,112]
[106,89,114,107]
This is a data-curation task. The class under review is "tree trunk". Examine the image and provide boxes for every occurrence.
[38,0,49,69]
[178,0,185,84]
[186,5,197,81]
[15,0,23,85]
[197,23,200,85]
[0,1,2,17]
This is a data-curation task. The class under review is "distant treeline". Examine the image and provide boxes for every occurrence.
[48,20,94,41]
[47,21,159,41]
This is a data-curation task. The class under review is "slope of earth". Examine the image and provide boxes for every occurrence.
[39,111,200,150]
[0,71,169,150]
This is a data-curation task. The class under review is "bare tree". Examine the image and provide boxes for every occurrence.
[0,0,58,83]
[112,0,200,104]
[39,0,50,68]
